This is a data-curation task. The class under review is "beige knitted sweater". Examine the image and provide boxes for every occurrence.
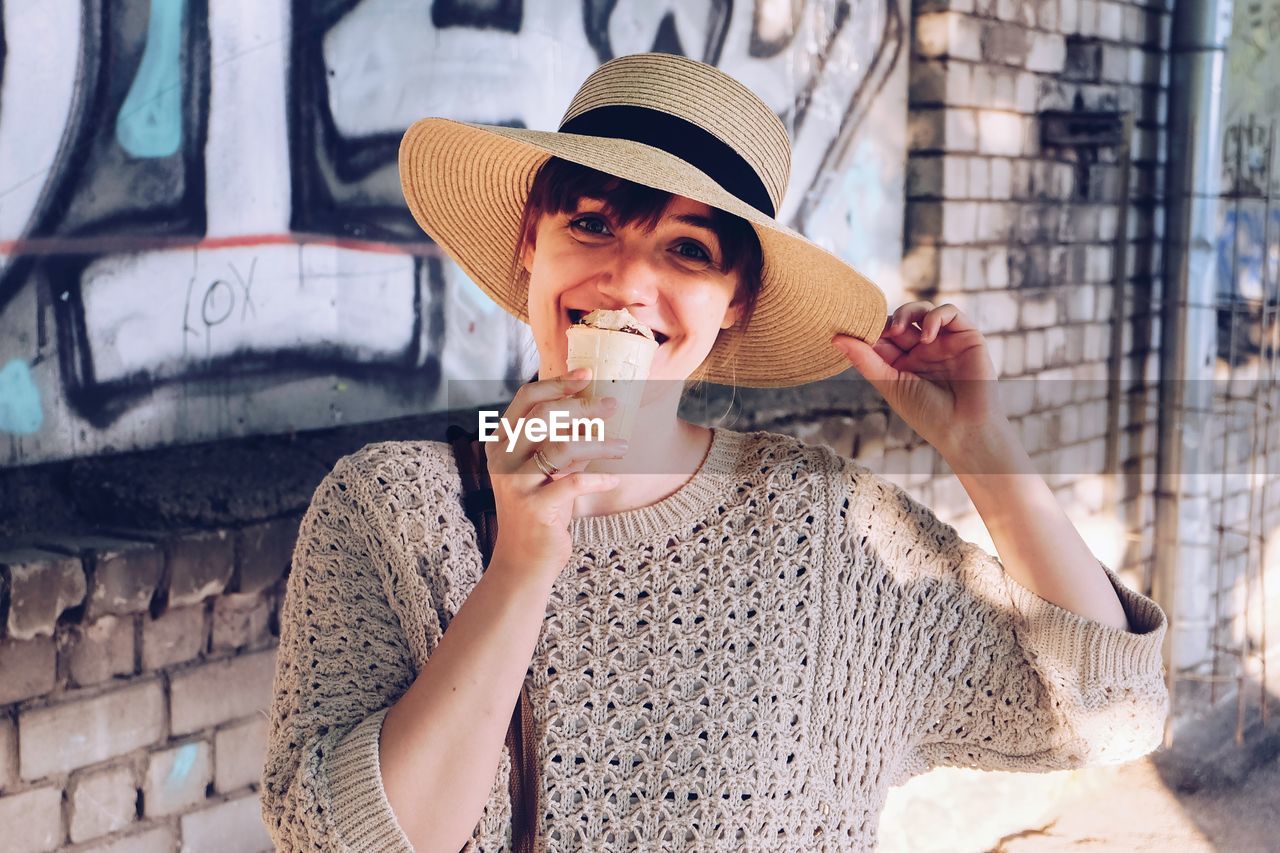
[260,426,1169,852]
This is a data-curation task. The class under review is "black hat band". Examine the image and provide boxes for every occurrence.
[558,104,776,218]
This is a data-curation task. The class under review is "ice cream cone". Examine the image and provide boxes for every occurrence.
[565,324,658,442]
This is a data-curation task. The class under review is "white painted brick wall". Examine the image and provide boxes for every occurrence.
[944,155,969,196]
[1021,292,1058,329]
[984,335,1006,376]
[940,247,968,291]
[1044,325,1069,366]
[169,650,276,736]
[947,62,975,106]
[977,110,1024,156]
[1026,32,1067,72]
[986,67,1018,110]
[1060,403,1082,445]
[141,605,205,671]
[179,793,272,853]
[19,681,165,780]
[951,13,983,60]
[974,289,1021,333]
[69,764,136,843]
[943,201,979,243]
[883,447,911,482]
[984,246,1011,288]
[144,740,213,817]
[1065,286,1097,323]
[1025,329,1046,371]
[1079,0,1098,35]
[977,202,1013,242]
[1061,0,1079,32]
[0,786,63,853]
[1099,1,1123,36]
[962,248,985,289]
[902,444,932,488]
[1037,0,1061,31]
[967,157,990,198]
[1015,413,1041,454]
[1084,322,1109,355]
[1084,400,1109,440]
[915,13,951,57]
[67,615,135,688]
[214,716,269,794]
[989,158,1013,199]
[1002,333,1026,376]
[946,108,978,151]
[78,827,174,853]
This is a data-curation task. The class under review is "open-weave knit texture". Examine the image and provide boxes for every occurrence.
[260,427,1169,852]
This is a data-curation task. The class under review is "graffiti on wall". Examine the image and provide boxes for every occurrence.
[1216,0,1280,363]
[0,0,907,465]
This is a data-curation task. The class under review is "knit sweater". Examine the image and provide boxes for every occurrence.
[260,426,1170,852]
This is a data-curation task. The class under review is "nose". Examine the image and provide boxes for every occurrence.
[595,246,661,308]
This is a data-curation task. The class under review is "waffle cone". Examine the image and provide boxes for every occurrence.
[565,325,658,441]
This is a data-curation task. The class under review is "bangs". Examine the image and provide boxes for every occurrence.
[533,159,672,235]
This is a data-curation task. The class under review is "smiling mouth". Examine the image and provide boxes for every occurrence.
[567,309,669,345]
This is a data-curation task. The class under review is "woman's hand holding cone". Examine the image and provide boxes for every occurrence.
[486,367,629,579]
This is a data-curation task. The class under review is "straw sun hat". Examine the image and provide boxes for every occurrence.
[399,51,887,388]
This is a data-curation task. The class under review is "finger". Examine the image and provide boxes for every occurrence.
[928,303,979,336]
[836,335,900,389]
[495,394,618,469]
[499,367,596,444]
[527,434,630,480]
[539,471,620,503]
[871,336,908,365]
[920,303,978,343]
[884,318,924,349]
[888,301,935,336]
[920,304,958,343]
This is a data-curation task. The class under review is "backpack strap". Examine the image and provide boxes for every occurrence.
[446,423,539,853]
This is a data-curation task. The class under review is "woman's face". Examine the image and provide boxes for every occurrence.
[522,193,743,385]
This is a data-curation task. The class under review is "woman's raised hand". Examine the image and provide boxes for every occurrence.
[832,301,1006,459]
[485,367,629,582]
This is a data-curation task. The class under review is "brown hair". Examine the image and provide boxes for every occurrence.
[509,156,764,381]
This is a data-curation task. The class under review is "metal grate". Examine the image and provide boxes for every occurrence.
[1173,116,1278,743]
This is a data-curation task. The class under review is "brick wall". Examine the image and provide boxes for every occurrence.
[0,520,298,852]
[897,0,1170,580]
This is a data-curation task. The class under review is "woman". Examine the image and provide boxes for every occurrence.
[261,53,1169,852]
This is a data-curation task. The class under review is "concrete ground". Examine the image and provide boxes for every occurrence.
[994,752,1279,852]
[878,682,1280,852]
[878,751,1278,852]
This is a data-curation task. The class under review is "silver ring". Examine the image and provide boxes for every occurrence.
[533,447,559,478]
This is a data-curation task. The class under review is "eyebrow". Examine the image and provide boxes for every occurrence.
[670,213,719,235]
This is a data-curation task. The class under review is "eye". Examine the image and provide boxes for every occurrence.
[569,215,611,236]
[674,240,713,265]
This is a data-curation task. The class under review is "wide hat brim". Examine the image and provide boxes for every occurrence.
[399,117,887,388]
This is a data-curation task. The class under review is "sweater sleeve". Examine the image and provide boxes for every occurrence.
[838,458,1169,780]
[260,453,418,852]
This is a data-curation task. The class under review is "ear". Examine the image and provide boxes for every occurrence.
[520,222,538,274]
[720,299,742,331]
